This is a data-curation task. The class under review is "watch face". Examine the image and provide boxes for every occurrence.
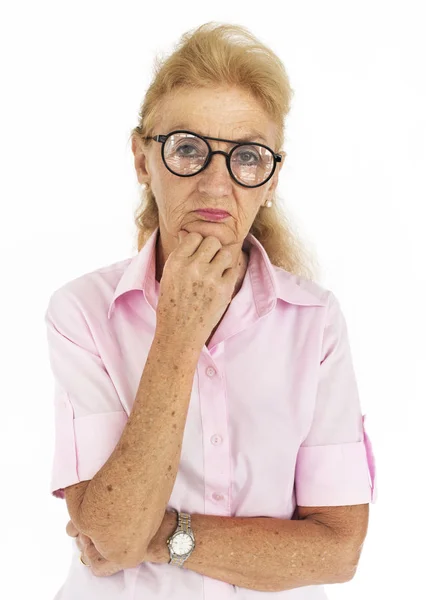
[171,532,193,555]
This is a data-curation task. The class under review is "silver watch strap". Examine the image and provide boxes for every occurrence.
[168,511,194,567]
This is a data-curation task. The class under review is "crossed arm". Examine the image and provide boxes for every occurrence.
[72,500,368,593]
[143,503,369,593]
[65,334,369,592]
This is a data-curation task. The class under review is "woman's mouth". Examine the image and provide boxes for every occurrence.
[195,209,230,221]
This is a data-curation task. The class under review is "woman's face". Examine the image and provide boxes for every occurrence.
[132,85,284,254]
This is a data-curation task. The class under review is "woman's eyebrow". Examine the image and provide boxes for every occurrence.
[233,132,268,144]
[166,125,268,144]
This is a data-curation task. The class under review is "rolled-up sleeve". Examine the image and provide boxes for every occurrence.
[44,288,128,499]
[295,291,377,506]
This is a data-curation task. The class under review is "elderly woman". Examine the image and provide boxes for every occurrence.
[45,22,377,600]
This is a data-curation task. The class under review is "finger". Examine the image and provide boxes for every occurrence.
[79,546,96,569]
[222,263,240,285]
[76,535,84,553]
[78,533,94,552]
[85,544,105,564]
[78,541,123,577]
[80,532,93,545]
[177,230,189,243]
[175,231,204,256]
[66,520,79,538]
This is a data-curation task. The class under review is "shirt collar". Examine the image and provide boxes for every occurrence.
[107,226,325,320]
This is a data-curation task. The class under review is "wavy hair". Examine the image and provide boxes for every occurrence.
[127,22,320,281]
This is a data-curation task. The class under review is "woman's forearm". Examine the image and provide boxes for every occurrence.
[77,333,200,566]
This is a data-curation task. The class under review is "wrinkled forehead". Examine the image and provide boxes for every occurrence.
[154,87,277,146]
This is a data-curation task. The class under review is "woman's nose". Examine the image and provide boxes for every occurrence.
[197,152,233,196]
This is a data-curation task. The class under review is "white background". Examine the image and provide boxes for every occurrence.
[1,1,424,598]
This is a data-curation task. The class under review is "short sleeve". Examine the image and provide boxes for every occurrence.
[295,291,377,506]
[44,287,128,499]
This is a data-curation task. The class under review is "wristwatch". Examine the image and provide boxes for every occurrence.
[167,509,196,567]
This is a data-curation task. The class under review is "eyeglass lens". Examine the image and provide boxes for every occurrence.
[163,133,274,186]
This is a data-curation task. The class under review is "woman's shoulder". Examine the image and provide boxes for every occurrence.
[46,255,133,318]
[272,265,332,308]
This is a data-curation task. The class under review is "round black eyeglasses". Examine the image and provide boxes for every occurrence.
[141,130,284,189]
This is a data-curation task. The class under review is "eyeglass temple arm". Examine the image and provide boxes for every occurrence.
[142,135,166,142]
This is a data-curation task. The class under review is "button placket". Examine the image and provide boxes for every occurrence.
[199,356,230,514]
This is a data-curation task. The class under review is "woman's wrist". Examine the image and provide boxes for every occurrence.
[146,510,178,564]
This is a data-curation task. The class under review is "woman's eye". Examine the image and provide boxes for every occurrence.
[176,144,200,156]
[235,150,260,164]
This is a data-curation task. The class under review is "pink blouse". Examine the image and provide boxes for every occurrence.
[45,226,377,600]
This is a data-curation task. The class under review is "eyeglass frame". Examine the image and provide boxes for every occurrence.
[141,129,284,189]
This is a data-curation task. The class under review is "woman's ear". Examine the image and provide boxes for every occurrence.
[132,137,151,186]
[267,152,285,195]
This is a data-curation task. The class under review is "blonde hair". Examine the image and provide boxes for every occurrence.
[128,22,320,281]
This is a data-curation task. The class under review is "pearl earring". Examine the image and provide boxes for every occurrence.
[265,200,272,208]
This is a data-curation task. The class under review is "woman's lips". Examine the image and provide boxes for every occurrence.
[195,209,230,221]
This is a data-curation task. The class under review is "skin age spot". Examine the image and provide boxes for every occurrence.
[107,485,113,492]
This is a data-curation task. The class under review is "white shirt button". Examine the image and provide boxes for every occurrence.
[206,366,216,377]
[213,493,224,501]
[210,434,223,445]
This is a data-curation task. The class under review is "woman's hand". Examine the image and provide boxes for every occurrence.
[155,230,241,349]
[66,520,126,577]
